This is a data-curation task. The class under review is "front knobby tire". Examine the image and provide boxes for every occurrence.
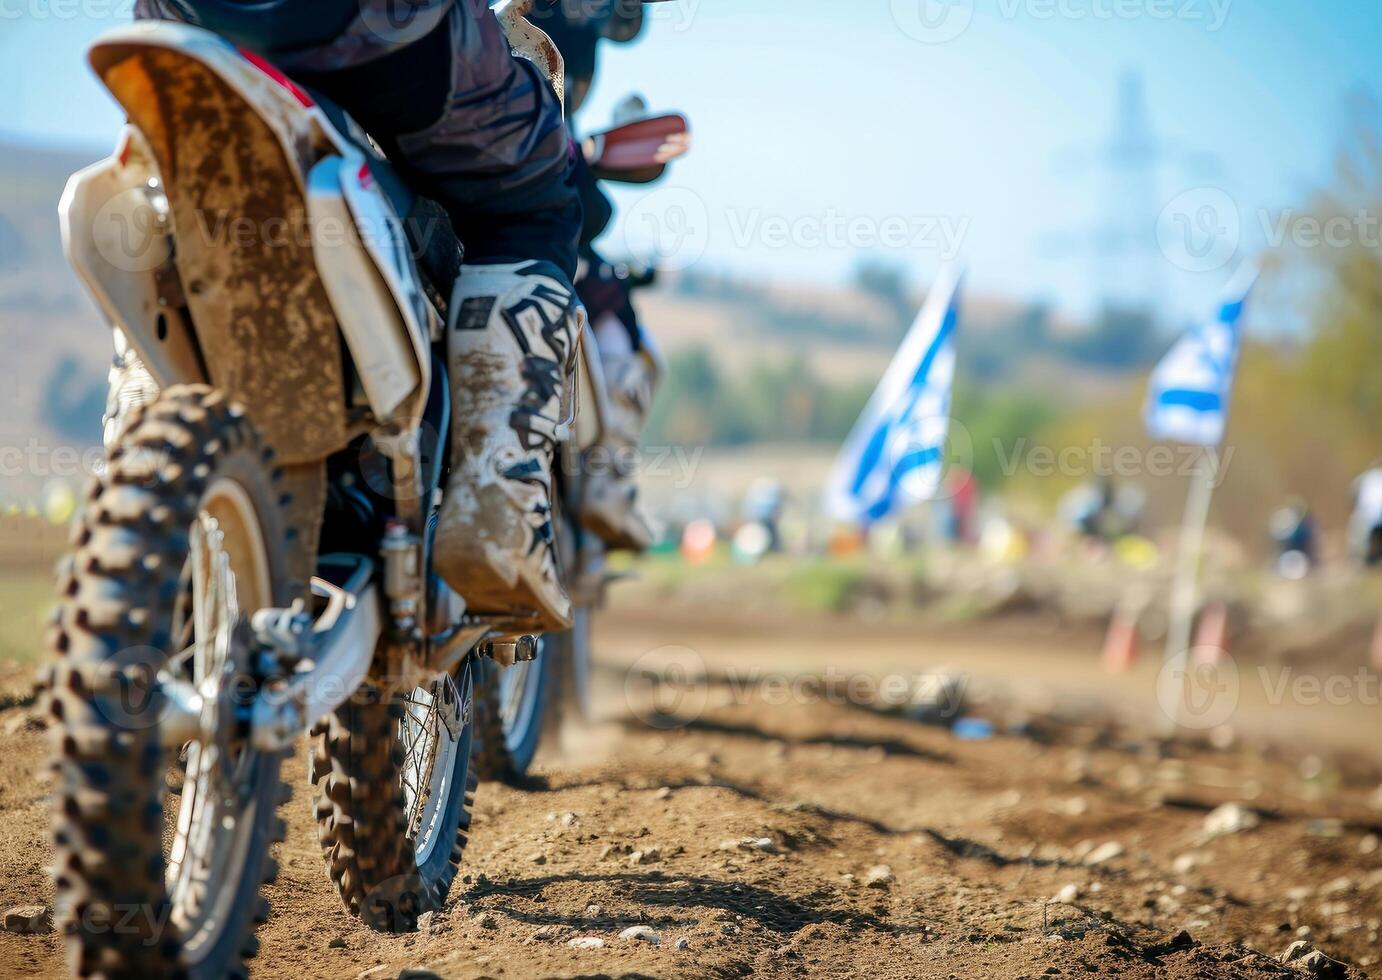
[310,651,478,931]
[46,386,298,979]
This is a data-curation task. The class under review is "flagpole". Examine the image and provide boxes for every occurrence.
[1162,446,1219,731]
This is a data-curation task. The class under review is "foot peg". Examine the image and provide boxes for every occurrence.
[480,634,539,668]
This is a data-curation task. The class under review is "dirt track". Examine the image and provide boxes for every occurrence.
[2,607,1380,978]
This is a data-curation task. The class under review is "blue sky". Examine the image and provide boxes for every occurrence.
[2,1,1379,328]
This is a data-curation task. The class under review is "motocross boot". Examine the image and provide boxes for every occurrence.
[434,260,583,632]
[579,332,662,552]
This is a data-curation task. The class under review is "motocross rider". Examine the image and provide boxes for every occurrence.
[128,0,588,630]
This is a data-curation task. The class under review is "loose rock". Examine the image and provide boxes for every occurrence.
[2,905,50,935]
[1053,884,1080,904]
[1083,841,1124,866]
[1204,803,1259,837]
[1280,941,1349,977]
[568,936,605,949]
[619,925,661,944]
[865,864,895,888]
[1172,852,1208,875]
[2,712,43,736]
[476,911,498,930]
[675,937,691,950]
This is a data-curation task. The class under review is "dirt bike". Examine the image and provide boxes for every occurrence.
[470,111,691,781]
[43,8,673,976]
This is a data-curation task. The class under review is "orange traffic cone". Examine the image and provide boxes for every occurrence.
[1103,607,1140,673]
[1193,602,1230,666]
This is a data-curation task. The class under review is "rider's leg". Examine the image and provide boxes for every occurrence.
[575,261,662,552]
[136,0,584,629]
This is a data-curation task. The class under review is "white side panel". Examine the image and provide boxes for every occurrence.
[337,158,435,420]
[306,158,420,421]
[57,127,204,390]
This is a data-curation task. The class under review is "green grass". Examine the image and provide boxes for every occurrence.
[783,558,874,613]
[0,569,55,667]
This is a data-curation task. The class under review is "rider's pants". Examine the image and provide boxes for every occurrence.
[135,0,581,278]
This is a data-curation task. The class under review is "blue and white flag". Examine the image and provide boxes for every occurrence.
[1145,262,1258,447]
[825,266,963,526]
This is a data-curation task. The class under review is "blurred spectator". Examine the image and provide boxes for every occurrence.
[1351,465,1382,567]
[1059,477,1143,543]
[1269,497,1318,578]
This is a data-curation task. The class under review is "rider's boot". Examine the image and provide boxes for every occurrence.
[434,261,584,633]
[579,333,662,552]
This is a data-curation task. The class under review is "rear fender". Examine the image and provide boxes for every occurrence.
[85,23,364,464]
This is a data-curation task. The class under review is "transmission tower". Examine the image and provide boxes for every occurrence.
[1094,71,1164,324]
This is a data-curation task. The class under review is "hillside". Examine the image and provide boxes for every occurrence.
[0,140,110,503]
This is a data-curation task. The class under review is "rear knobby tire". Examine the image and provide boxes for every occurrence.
[473,605,592,782]
[46,385,297,979]
[473,647,552,781]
